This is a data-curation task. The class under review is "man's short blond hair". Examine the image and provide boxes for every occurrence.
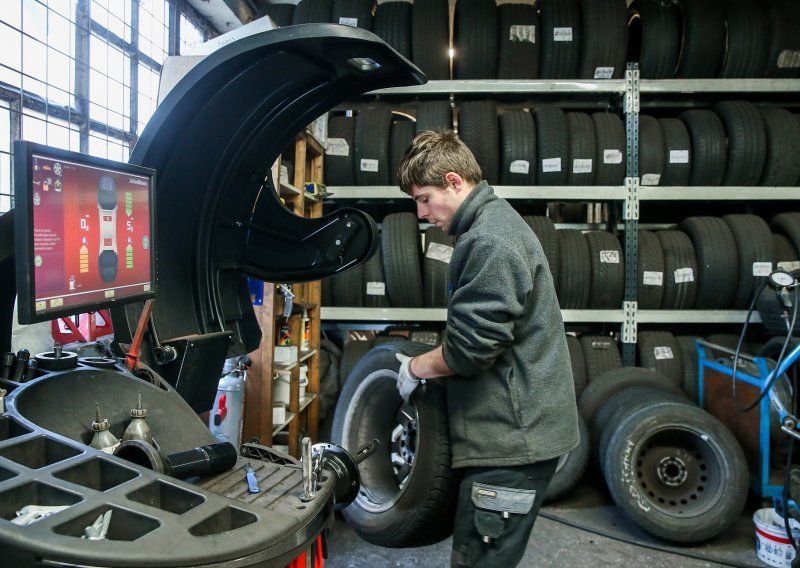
[396,129,482,195]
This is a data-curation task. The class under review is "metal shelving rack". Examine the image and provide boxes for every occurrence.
[324,75,800,360]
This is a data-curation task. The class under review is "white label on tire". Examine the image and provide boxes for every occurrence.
[674,267,694,283]
[600,250,620,264]
[779,261,800,271]
[509,25,536,43]
[654,346,674,360]
[542,157,561,172]
[591,340,611,350]
[553,27,573,42]
[360,158,379,172]
[510,160,530,174]
[603,149,623,164]
[573,158,593,174]
[753,261,773,276]
[366,281,386,296]
[778,49,800,68]
[669,149,689,164]
[326,138,350,157]
[641,173,661,186]
[339,17,358,27]
[426,242,454,264]
[643,271,664,286]
[594,67,614,79]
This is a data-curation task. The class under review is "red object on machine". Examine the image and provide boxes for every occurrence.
[125,299,155,371]
[287,535,324,568]
[51,309,113,344]
[213,394,228,426]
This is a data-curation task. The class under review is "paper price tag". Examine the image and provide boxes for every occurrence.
[778,49,800,69]
[594,67,614,79]
[509,25,536,43]
[360,158,379,172]
[669,149,689,164]
[510,160,530,175]
[753,262,773,277]
[553,27,573,42]
[600,250,620,264]
[603,149,623,164]
[426,242,454,264]
[654,346,674,360]
[542,157,561,172]
[641,173,661,186]
[779,261,800,272]
[326,138,350,157]
[591,340,611,350]
[643,271,664,286]
[674,267,694,283]
[366,281,386,296]
[339,17,358,27]
[572,159,592,174]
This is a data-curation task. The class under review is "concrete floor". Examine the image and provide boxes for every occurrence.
[326,480,769,568]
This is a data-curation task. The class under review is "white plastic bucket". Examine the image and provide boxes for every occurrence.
[274,371,291,406]
[754,508,800,567]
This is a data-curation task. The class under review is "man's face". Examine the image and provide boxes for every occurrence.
[410,181,462,232]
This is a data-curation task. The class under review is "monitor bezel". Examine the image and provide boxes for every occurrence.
[13,140,158,325]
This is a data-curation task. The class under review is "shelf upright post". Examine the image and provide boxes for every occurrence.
[622,62,641,366]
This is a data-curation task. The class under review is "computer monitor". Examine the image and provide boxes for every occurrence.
[14,141,157,324]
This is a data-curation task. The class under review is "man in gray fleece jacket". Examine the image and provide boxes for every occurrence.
[395,129,579,567]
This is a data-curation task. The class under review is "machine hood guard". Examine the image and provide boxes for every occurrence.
[113,24,426,367]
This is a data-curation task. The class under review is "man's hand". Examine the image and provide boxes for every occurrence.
[395,353,421,402]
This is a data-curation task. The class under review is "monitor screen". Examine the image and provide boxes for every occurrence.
[14,141,157,324]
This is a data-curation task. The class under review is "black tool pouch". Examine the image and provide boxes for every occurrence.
[470,482,537,543]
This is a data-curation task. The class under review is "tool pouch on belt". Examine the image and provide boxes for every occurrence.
[470,482,537,543]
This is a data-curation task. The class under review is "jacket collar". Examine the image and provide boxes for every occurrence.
[449,180,495,237]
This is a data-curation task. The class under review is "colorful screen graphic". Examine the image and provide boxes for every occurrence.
[29,153,154,317]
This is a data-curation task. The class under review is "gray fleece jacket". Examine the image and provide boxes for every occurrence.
[442,181,580,468]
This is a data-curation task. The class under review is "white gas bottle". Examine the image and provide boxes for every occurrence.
[209,363,246,446]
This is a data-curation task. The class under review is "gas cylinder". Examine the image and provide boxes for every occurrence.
[209,362,246,446]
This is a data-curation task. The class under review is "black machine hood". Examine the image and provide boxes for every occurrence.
[108,24,425,409]
[112,24,425,362]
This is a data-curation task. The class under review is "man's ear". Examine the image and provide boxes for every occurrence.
[445,172,463,191]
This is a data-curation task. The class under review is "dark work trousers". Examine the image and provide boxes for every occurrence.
[450,458,559,568]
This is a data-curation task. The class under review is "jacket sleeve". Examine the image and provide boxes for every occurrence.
[442,235,534,377]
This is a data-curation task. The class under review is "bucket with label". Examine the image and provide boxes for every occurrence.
[754,508,800,567]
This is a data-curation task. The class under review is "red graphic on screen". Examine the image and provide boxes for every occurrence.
[31,155,152,315]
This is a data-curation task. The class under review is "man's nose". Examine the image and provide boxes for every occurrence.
[416,204,426,219]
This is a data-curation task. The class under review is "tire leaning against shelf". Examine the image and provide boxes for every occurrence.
[629,0,681,79]
[354,105,393,186]
[638,114,664,186]
[602,402,749,543]
[771,212,800,261]
[578,0,628,79]
[363,236,389,308]
[556,229,591,309]
[566,112,596,186]
[331,340,458,547]
[759,107,800,187]
[584,231,624,309]
[673,335,701,402]
[411,0,450,80]
[538,0,582,79]
[338,338,374,390]
[719,0,769,78]
[592,112,627,186]
[373,1,412,59]
[458,100,499,185]
[673,0,726,78]
[291,0,333,24]
[331,263,364,307]
[453,0,498,80]
[331,0,373,30]
[578,335,623,386]
[497,3,540,79]
[257,3,295,27]
[534,106,569,186]
[325,115,356,186]
[523,215,559,292]
[678,216,738,309]
[566,334,587,398]
[637,330,683,387]
[415,100,452,134]
[713,100,767,187]
[388,117,416,184]
[678,109,727,187]
[773,234,800,268]
[577,365,681,425]
[544,413,590,503]
[382,212,424,308]
[764,0,800,78]
[657,117,691,186]
[637,230,665,310]
[722,214,774,309]
[655,229,698,310]
[499,110,537,186]
[423,226,454,308]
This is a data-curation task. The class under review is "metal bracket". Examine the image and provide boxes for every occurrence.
[624,64,640,115]
[624,177,640,221]
[622,301,638,345]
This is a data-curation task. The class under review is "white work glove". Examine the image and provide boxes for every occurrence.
[395,353,421,403]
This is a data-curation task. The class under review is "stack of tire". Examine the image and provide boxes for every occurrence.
[260,0,800,80]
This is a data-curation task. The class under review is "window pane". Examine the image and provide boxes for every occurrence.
[89,131,129,161]
[0,22,22,73]
[23,35,47,83]
[179,14,204,54]
[137,63,159,134]
[22,0,47,43]
[139,0,169,64]
[47,10,73,57]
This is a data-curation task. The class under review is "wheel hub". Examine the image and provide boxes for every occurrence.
[657,456,688,487]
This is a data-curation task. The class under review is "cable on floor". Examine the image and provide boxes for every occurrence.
[539,511,756,568]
